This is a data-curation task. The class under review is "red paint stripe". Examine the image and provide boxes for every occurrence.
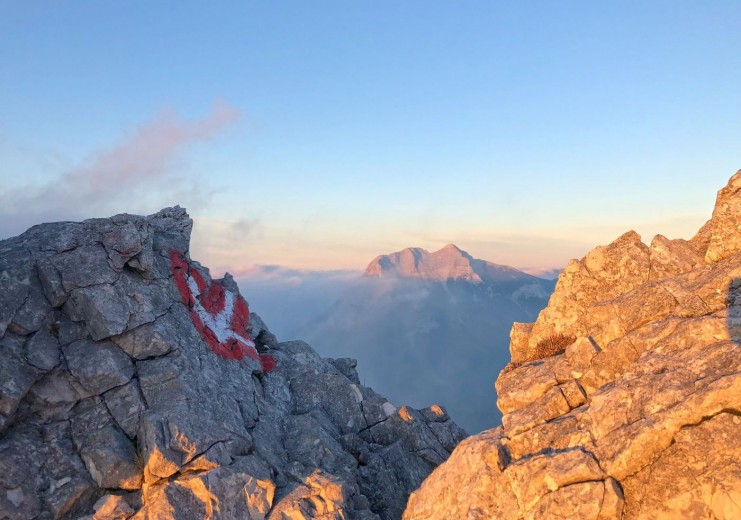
[169,250,275,373]
[200,280,226,316]
[260,354,276,372]
[231,297,251,337]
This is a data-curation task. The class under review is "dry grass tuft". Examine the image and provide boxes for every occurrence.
[502,333,575,374]
[533,333,575,360]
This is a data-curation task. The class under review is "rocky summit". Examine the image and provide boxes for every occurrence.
[404,171,741,520]
[0,207,466,520]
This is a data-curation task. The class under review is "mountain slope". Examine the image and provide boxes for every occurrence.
[299,245,555,433]
[403,170,741,520]
[0,208,465,520]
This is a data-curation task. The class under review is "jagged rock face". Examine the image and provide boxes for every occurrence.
[404,170,741,520]
[0,207,466,520]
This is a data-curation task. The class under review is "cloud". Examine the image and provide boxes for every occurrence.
[519,266,564,279]
[234,267,363,339]
[0,101,240,238]
[236,265,360,284]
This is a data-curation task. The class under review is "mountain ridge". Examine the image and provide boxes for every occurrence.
[365,244,539,284]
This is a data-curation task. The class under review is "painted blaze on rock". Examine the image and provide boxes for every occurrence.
[169,250,275,372]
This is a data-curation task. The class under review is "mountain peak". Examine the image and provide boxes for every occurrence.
[365,244,531,283]
[441,243,462,252]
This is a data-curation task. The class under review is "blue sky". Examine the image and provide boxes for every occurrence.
[1,2,739,273]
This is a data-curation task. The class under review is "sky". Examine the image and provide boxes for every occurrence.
[1,2,740,275]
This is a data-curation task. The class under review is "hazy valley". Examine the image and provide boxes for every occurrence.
[239,245,556,433]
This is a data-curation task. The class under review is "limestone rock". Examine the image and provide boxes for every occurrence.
[404,170,741,519]
[63,339,134,395]
[705,169,741,262]
[0,206,463,520]
[92,494,135,519]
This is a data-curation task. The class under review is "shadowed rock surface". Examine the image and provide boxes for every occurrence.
[403,170,741,520]
[0,207,466,520]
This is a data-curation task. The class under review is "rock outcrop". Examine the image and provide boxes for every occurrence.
[0,207,466,520]
[404,170,741,519]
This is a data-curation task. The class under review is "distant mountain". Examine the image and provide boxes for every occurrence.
[365,243,538,284]
[295,245,556,433]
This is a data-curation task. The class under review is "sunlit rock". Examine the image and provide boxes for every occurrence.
[403,170,741,520]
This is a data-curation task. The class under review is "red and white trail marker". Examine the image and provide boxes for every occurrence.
[169,250,275,372]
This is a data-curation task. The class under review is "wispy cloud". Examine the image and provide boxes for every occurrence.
[189,216,265,276]
[0,101,240,238]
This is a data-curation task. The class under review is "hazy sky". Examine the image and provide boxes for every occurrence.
[1,2,739,275]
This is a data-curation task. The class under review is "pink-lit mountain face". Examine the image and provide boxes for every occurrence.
[365,244,533,284]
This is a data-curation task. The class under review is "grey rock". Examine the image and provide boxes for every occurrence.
[114,271,172,331]
[70,397,143,490]
[0,332,39,426]
[148,205,193,255]
[250,312,280,350]
[54,312,90,347]
[112,313,179,360]
[52,244,119,291]
[284,412,358,480]
[329,357,361,384]
[0,266,29,339]
[25,316,61,371]
[136,354,187,408]
[0,422,98,520]
[25,367,82,422]
[291,370,367,435]
[426,419,468,453]
[64,339,134,395]
[101,221,144,271]
[9,269,51,335]
[65,284,130,340]
[104,379,146,439]
[0,207,465,520]
[36,257,68,308]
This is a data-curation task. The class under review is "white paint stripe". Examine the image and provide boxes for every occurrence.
[187,273,255,347]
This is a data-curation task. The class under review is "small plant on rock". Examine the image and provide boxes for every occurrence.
[533,333,575,360]
[501,333,575,374]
